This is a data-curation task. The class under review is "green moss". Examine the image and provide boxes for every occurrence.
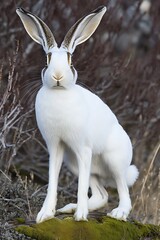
[15,217,26,224]
[15,216,160,240]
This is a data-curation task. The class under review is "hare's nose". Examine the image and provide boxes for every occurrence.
[52,75,63,81]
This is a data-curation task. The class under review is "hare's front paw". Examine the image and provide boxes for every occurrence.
[107,207,129,221]
[74,207,88,221]
[36,207,55,223]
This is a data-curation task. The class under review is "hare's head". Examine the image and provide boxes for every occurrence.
[16,6,106,89]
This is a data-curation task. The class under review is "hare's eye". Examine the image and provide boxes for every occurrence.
[67,52,72,66]
[47,52,52,65]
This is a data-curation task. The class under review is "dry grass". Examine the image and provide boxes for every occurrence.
[0,0,160,225]
[132,143,160,225]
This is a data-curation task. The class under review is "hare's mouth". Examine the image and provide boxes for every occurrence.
[53,86,64,89]
[56,80,61,87]
[52,78,64,89]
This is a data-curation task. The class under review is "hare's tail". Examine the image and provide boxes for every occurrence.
[126,165,139,187]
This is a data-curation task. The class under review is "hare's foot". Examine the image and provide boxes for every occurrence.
[57,203,77,214]
[57,203,88,221]
[36,206,55,223]
[57,192,108,215]
[57,181,108,214]
[74,206,88,221]
[88,175,108,211]
[87,191,108,211]
[107,207,130,221]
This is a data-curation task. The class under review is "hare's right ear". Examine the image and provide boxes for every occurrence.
[16,8,57,53]
[61,6,106,54]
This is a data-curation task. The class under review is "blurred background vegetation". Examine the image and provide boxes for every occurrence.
[0,0,159,225]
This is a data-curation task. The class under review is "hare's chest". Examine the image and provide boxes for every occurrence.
[35,86,87,141]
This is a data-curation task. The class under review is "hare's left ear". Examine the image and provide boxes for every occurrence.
[16,8,57,53]
[61,6,106,54]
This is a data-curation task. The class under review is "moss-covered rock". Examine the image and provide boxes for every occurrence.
[15,216,160,240]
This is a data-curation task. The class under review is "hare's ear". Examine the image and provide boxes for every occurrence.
[61,6,106,54]
[16,7,57,53]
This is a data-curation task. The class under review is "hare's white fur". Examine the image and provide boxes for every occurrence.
[16,6,139,223]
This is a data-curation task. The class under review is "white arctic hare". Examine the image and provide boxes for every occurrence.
[16,6,138,223]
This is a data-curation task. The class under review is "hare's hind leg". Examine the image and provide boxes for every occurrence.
[107,171,131,221]
[57,175,108,213]
[36,141,64,223]
[104,150,132,220]
[102,125,133,221]
[88,175,108,211]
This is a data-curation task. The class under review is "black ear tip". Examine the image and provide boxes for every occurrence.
[93,5,107,14]
[16,7,27,14]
